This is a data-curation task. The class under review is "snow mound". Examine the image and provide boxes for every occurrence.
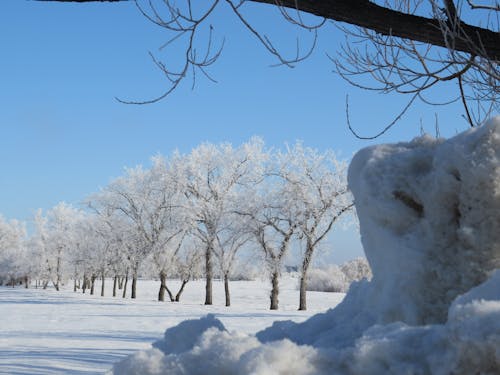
[112,117,500,374]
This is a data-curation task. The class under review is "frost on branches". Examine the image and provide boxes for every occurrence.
[113,118,500,375]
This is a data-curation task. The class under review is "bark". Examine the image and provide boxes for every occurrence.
[90,274,96,295]
[204,245,213,305]
[100,273,105,297]
[24,277,29,289]
[118,276,124,289]
[131,274,137,299]
[298,275,307,311]
[224,273,230,307]
[122,272,128,298]
[158,272,166,302]
[113,275,118,297]
[82,275,87,294]
[35,0,500,60]
[270,270,279,310]
[165,285,175,302]
[175,280,188,302]
[73,278,77,292]
[299,241,314,311]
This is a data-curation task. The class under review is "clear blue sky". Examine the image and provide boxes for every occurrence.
[0,1,470,263]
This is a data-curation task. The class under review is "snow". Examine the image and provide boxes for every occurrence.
[113,117,500,374]
[0,277,344,374]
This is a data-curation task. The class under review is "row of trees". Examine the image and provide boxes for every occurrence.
[0,138,353,310]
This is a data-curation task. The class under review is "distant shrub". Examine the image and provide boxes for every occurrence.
[306,257,372,293]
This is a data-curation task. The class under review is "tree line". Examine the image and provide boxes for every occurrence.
[0,138,353,310]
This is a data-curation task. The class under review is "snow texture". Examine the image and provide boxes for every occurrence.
[113,117,500,375]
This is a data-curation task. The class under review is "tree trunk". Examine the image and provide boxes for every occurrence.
[299,241,314,311]
[90,275,96,295]
[298,275,307,311]
[224,273,230,307]
[113,275,118,297]
[175,280,189,302]
[74,278,77,292]
[131,274,137,299]
[270,270,279,310]
[100,272,105,297]
[165,285,175,302]
[24,277,29,289]
[82,275,87,294]
[158,272,166,302]
[122,272,128,298]
[204,245,213,305]
[118,276,124,289]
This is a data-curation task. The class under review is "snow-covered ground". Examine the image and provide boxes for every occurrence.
[0,277,344,374]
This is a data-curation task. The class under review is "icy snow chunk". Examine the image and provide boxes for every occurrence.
[152,314,226,355]
[349,117,500,324]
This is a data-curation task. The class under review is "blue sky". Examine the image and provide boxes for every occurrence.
[0,1,471,263]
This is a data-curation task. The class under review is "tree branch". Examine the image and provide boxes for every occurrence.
[37,0,500,61]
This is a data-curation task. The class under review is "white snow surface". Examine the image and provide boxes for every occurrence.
[0,277,344,374]
[114,118,500,374]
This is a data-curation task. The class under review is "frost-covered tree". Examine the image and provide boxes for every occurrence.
[181,138,265,305]
[0,215,27,286]
[89,156,186,299]
[32,203,82,291]
[163,237,204,302]
[241,172,300,310]
[341,257,372,284]
[277,143,353,310]
[213,217,252,306]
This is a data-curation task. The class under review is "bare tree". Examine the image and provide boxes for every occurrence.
[34,0,499,130]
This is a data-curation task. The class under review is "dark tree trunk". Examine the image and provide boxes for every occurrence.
[90,275,96,295]
[122,272,128,298]
[165,285,175,302]
[298,275,307,311]
[158,272,166,302]
[43,280,49,290]
[131,274,137,299]
[73,278,77,292]
[118,276,124,289]
[100,273,105,297]
[224,273,230,307]
[24,277,29,289]
[299,242,314,311]
[204,245,213,305]
[82,275,87,294]
[175,279,189,302]
[270,271,279,310]
[113,275,118,297]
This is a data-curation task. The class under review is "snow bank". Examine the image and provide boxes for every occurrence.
[112,118,500,374]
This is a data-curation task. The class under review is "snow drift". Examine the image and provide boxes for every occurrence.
[112,117,500,375]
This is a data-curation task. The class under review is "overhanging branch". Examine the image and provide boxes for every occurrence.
[34,0,500,61]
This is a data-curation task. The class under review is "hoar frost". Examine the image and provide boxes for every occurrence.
[113,117,500,375]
